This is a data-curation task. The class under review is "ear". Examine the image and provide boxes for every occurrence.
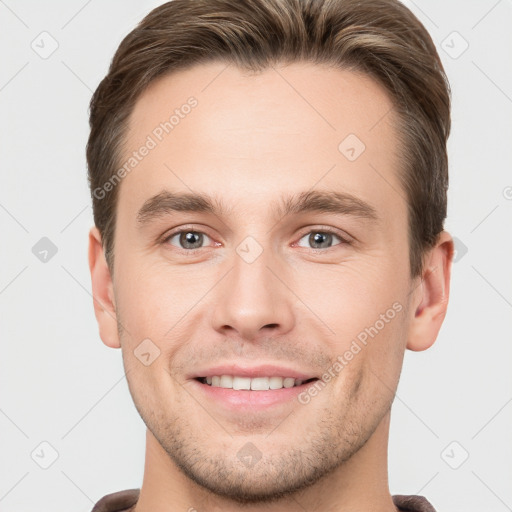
[406,231,454,351]
[88,226,121,349]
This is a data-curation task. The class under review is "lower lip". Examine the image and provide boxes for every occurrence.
[191,379,319,410]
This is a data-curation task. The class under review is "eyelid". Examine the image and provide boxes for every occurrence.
[293,225,354,246]
[161,225,219,249]
[160,224,353,251]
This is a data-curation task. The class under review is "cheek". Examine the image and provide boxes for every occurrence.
[294,257,406,337]
[325,312,407,423]
[307,261,409,391]
[114,258,203,337]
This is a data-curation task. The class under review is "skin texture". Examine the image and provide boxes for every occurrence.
[89,61,454,512]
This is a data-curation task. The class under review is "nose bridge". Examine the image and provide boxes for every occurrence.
[211,238,295,340]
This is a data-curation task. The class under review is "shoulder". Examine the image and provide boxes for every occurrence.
[392,494,437,512]
[91,488,140,512]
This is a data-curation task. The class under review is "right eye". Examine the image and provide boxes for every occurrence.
[164,230,214,251]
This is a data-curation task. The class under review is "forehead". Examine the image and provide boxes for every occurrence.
[118,61,405,224]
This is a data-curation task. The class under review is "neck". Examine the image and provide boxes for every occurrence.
[133,411,397,512]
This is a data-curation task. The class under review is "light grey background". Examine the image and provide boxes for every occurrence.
[1,1,511,511]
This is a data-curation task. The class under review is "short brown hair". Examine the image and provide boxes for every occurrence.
[87,0,451,277]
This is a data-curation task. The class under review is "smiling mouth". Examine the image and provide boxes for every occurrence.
[195,376,319,390]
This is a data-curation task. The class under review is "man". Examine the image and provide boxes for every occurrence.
[87,0,454,510]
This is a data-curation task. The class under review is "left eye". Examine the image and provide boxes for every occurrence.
[296,231,345,249]
[166,231,212,250]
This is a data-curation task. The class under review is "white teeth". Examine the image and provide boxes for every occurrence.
[251,377,269,390]
[283,377,295,388]
[204,375,308,390]
[269,377,283,389]
[220,375,233,388]
[233,376,251,390]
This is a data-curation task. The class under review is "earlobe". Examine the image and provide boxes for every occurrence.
[406,231,454,352]
[88,226,121,349]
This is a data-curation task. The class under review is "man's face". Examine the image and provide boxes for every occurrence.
[110,62,418,502]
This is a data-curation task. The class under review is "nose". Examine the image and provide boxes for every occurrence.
[211,246,295,342]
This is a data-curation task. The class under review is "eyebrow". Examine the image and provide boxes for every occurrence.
[136,189,379,226]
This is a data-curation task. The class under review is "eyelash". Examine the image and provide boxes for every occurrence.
[161,226,351,252]
[294,227,351,250]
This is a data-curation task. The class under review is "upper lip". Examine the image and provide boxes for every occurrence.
[189,363,318,380]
